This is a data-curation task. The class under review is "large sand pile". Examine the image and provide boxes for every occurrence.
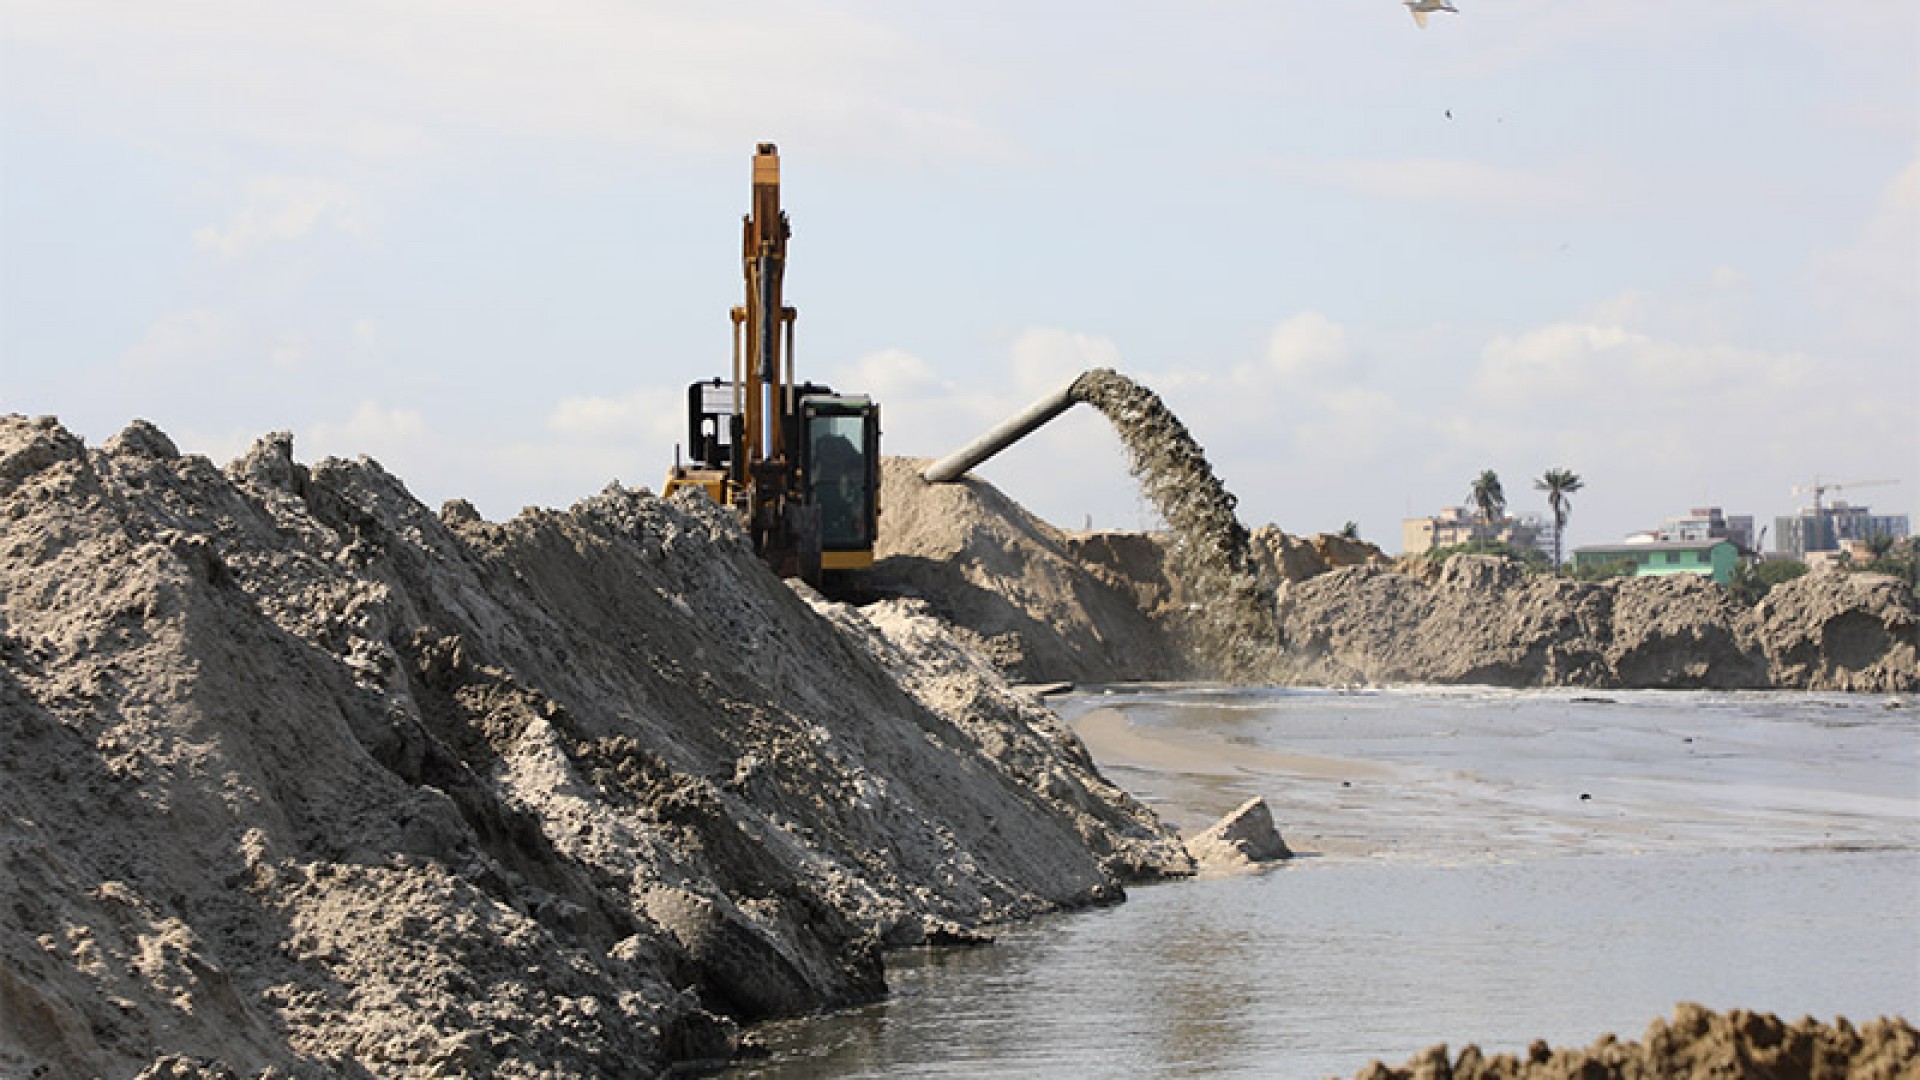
[1273,556,1919,691]
[870,457,1189,683]
[0,414,1188,1079]
[876,457,1917,692]
[872,367,1286,684]
[878,365,1913,691]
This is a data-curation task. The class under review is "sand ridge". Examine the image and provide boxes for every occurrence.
[0,415,1189,1079]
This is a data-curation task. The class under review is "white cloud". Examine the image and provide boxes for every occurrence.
[193,177,366,258]
[1475,322,1818,405]
[1582,266,1756,344]
[1254,310,1350,382]
[472,436,657,515]
[169,423,268,470]
[1809,155,1920,352]
[267,336,308,372]
[1289,385,1406,461]
[121,309,231,374]
[2,1,1013,171]
[1456,312,1910,550]
[116,309,346,384]
[1008,328,1121,397]
[547,386,683,449]
[825,346,1004,461]
[308,400,427,449]
[294,394,685,520]
[832,347,948,403]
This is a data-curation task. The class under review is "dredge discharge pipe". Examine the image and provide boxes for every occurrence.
[922,373,1088,483]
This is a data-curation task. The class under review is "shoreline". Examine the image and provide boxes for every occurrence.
[1068,701,1390,847]
[1066,683,1920,863]
[734,688,1917,1078]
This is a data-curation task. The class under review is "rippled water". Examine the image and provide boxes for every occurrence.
[731,688,1920,1080]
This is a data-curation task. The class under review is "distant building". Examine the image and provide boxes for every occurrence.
[1773,502,1909,558]
[1402,506,1549,559]
[1571,539,1739,585]
[1655,507,1755,553]
[1402,506,1472,555]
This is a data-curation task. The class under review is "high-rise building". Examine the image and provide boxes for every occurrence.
[1773,502,1909,558]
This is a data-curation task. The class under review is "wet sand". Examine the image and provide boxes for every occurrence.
[1070,701,1388,847]
[1066,685,1920,861]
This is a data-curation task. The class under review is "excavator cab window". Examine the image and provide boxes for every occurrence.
[801,395,878,552]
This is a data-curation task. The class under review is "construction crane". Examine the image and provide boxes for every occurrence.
[1788,477,1898,552]
[662,144,881,583]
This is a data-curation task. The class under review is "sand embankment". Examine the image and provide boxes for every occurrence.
[0,415,1188,1079]
[1275,556,1918,692]
[875,461,1918,691]
[869,456,1189,683]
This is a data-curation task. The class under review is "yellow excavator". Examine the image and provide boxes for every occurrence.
[663,144,881,583]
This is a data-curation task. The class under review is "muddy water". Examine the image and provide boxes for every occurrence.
[1068,369,1276,679]
[729,688,1920,1080]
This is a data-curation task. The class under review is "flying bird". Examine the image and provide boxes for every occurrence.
[1406,0,1459,28]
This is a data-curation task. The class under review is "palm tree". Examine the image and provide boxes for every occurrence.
[1535,467,1584,572]
[1468,470,1506,537]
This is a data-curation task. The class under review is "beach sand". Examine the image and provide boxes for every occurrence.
[1069,702,1390,855]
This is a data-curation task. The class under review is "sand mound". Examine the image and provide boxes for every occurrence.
[871,456,1189,683]
[878,450,1917,691]
[1756,571,1920,692]
[0,414,1187,1079]
[1275,555,1918,691]
[1348,1003,1919,1079]
[874,365,1296,684]
[882,446,1913,693]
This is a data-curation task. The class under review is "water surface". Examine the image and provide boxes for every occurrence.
[732,687,1920,1079]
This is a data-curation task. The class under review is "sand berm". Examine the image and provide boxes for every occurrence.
[3,410,1916,1078]
[1,415,1189,1078]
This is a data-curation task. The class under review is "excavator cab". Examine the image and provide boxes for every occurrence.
[666,377,880,580]
[799,393,880,566]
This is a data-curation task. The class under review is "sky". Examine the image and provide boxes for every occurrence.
[3,1,1916,555]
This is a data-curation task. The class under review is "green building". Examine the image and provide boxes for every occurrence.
[1571,540,1739,584]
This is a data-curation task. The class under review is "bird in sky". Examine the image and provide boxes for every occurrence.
[1405,0,1459,28]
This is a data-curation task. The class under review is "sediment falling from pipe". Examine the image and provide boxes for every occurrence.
[1068,368,1277,680]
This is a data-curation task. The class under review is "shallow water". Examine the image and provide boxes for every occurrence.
[730,687,1920,1080]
